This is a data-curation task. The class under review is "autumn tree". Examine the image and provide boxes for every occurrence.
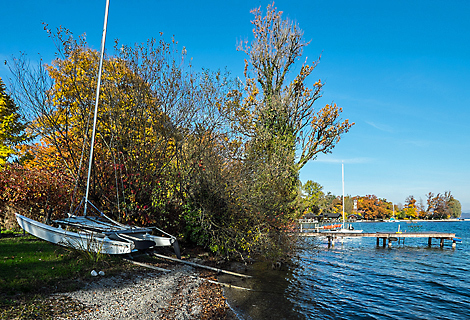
[403,195,418,219]
[186,4,356,258]
[0,77,28,167]
[9,39,155,219]
[417,197,428,219]
[425,192,459,219]
[8,28,229,225]
[355,195,392,220]
[234,3,354,169]
[210,3,354,257]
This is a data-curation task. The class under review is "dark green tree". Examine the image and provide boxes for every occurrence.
[447,195,461,218]
[301,180,325,215]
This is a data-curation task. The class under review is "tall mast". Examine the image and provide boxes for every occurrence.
[84,0,110,216]
[342,162,345,229]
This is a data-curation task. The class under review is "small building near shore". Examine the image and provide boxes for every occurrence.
[348,213,362,221]
[318,212,341,222]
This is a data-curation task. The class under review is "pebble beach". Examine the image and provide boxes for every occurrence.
[53,264,238,320]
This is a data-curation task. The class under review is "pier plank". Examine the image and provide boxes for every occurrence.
[299,231,459,248]
[299,231,456,239]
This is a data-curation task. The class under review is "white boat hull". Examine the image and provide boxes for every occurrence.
[333,228,363,234]
[16,213,134,254]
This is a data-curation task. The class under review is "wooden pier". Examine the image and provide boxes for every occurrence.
[299,231,460,249]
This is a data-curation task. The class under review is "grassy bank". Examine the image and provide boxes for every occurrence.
[0,232,131,319]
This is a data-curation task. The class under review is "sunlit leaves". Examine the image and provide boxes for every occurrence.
[0,78,28,167]
[354,195,394,220]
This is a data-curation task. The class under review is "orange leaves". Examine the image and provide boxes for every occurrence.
[296,103,354,169]
[353,195,393,220]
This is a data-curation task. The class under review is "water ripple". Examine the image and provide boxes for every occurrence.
[289,221,470,319]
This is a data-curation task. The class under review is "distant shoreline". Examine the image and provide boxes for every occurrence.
[357,218,469,223]
[300,218,469,224]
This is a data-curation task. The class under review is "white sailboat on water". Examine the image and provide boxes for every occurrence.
[330,162,362,233]
[15,0,180,257]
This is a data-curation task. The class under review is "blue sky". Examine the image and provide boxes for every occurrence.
[1,0,469,211]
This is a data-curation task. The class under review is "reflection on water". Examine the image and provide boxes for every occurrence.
[222,221,470,319]
[220,261,304,319]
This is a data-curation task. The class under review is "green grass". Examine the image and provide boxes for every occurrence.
[3,236,69,293]
[1,234,94,294]
[0,233,133,319]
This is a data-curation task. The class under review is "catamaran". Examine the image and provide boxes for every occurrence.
[16,0,180,257]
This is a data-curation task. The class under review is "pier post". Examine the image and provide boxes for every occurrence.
[301,231,458,250]
[328,236,335,248]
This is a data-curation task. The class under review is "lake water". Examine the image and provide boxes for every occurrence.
[222,221,470,319]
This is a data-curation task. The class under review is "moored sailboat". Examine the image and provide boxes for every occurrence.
[329,162,362,233]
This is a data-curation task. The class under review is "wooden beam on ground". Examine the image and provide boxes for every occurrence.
[198,277,254,291]
[123,258,171,272]
[152,253,252,278]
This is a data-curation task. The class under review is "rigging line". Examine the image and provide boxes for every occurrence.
[116,147,128,217]
[86,199,130,228]
[70,198,85,217]
[69,72,96,215]
[69,92,95,216]
[84,217,124,229]
[100,134,121,217]
[110,136,121,217]
[98,55,121,218]
[68,72,90,205]
[84,0,110,216]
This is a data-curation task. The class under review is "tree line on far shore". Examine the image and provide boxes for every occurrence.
[301,180,462,221]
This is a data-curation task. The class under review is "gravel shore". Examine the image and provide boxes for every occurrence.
[54,264,238,320]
